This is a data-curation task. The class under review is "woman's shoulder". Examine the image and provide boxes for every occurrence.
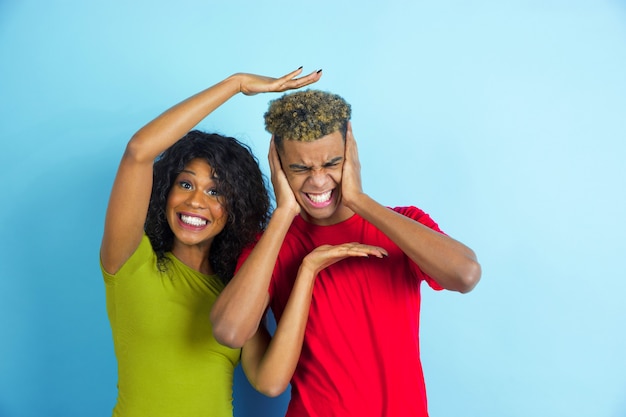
[101,234,157,282]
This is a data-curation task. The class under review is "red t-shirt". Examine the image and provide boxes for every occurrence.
[241,206,443,417]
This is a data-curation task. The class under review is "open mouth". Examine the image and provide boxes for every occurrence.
[306,190,332,205]
[179,214,208,227]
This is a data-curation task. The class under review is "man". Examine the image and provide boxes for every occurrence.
[211,89,481,417]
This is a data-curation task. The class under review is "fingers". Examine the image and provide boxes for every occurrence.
[268,137,285,182]
[295,68,323,87]
[345,121,358,155]
[314,242,388,259]
[345,124,360,174]
[268,137,300,213]
[279,67,322,91]
[239,67,321,96]
[341,122,364,206]
[268,137,278,170]
[339,242,388,259]
[268,137,287,175]
[279,66,304,82]
[304,242,389,275]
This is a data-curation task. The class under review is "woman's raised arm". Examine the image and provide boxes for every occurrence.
[100,68,322,274]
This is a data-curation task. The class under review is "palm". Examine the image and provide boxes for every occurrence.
[240,68,322,96]
[303,243,388,276]
[341,123,364,205]
[269,140,300,214]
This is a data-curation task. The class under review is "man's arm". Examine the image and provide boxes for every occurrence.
[211,140,301,348]
[341,123,481,293]
[241,242,387,397]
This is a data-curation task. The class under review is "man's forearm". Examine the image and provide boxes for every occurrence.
[349,193,481,292]
[210,206,296,347]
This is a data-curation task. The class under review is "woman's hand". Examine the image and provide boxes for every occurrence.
[237,67,322,96]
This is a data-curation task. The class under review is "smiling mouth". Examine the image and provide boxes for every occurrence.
[180,214,208,227]
[306,190,332,204]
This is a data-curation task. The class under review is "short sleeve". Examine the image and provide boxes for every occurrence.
[392,206,445,291]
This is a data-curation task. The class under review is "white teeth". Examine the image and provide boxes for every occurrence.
[181,215,207,226]
[307,191,332,203]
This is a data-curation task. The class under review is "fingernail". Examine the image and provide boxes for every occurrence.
[317,69,323,73]
[298,66,303,69]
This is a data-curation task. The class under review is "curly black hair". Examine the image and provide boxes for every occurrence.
[264,89,352,150]
[145,130,270,284]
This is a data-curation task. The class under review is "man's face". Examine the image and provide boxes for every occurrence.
[279,130,353,225]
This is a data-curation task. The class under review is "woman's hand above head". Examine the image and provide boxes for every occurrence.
[237,67,322,96]
[101,68,318,275]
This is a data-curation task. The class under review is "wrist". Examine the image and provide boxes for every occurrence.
[273,202,300,218]
[343,191,369,212]
[268,206,298,229]
[297,260,318,281]
[225,73,246,94]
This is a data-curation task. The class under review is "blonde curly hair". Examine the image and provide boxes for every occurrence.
[264,89,351,149]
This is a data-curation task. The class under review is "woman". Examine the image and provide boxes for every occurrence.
[99,68,322,417]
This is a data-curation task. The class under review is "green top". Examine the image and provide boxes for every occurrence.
[102,234,241,417]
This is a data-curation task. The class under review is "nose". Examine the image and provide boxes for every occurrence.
[186,189,207,208]
[308,168,329,187]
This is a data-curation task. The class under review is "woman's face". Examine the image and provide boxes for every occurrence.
[166,158,228,254]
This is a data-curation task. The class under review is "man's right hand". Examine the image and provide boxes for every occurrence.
[269,138,300,216]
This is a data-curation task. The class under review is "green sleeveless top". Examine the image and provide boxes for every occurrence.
[101,235,241,417]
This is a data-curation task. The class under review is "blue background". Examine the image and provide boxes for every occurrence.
[1,1,625,416]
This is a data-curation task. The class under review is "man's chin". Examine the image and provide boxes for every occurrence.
[301,206,345,226]
[300,207,329,221]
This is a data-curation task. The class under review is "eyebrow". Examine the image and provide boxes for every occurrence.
[288,156,343,170]
[179,168,219,179]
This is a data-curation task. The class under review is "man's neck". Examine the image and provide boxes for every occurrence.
[301,204,355,226]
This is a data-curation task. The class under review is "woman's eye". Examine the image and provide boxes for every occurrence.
[179,181,192,190]
[207,188,220,196]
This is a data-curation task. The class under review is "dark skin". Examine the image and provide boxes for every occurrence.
[102,68,358,397]
[211,121,481,349]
